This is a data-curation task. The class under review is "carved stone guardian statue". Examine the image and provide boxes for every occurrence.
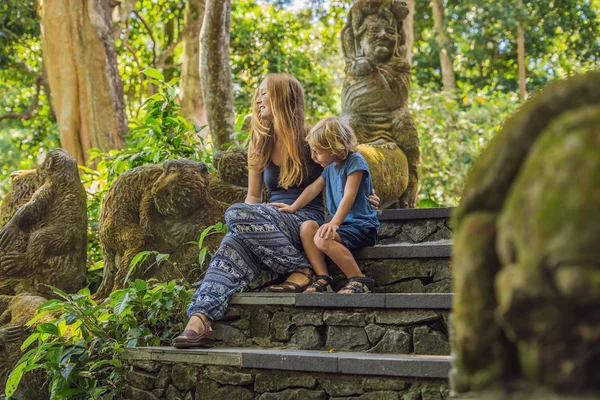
[451,70,600,399]
[341,0,420,208]
[95,159,228,299]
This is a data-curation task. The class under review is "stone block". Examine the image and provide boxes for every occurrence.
[291,326,324,350]
[271,311,292,341]
[128,368,157,390]
[254,370,317,392]
[156,365,172,388]
[152,388,166,398]
[214,385,253,400]
[319,376,364,396]
[250,308,272,338]
[184,391,193,400]
[129,386,160,400]
[204,366,253,385]
[195,378,219,400]
[291,311,323,326]
[376,279,426,293]
[413,326,450,355]
[374,310,440,326]
[402,219,441,243]
[296,293,385,308]
[424,279,453,294]
[364,260,445,286]
[172,364,198,391]
[362,377,407,391]
[326,326,369,351]
[231,318,250,330]
[425,226,453,242]
[367,329,411,354]
[384,294,452,309]
[166,385,183,400]
[323,311,366,326]
[421,387,444,400]
[213,323,248,346]
[358,391,399,400]
[134,360,161,373]
[365,324,386,345]
[258,388,326,400]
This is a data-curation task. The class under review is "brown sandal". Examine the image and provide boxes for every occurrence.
[172,313,216,349]
[265,269,315,293]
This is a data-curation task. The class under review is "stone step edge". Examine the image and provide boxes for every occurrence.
[230,292,453,309]
[123,347,452,379]
[354,240,451,259]
[377,207,454,221]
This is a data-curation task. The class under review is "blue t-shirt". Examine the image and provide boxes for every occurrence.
[321,152,379,229]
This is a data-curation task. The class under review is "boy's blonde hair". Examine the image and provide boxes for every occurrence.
[306,117,358,159]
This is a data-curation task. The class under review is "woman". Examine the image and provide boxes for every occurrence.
[173,73,379,348]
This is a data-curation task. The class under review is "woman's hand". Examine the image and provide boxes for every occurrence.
[268,202,296,213]
[368,190,380,210]
[317,222,339,240]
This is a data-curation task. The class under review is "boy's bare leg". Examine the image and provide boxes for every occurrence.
[300,221,328,276]
[314,233,365,293]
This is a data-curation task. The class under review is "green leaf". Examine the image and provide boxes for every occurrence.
[37,323,60,336]
[198,247,209,267]
[156,253,170,264]
[20,333,40,351]
[142,67,164,81]
[114,292,131,316]
[5,362,26,397]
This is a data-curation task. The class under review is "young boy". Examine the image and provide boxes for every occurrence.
[270,117,379,293]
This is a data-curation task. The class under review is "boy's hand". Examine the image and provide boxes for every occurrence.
[269,202,296,213]
[317,222,339,240]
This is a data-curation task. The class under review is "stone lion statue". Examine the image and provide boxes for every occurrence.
[0,148,87,297]
[341,0,420,208]
[450,70,600,399]
[95,159,228,299]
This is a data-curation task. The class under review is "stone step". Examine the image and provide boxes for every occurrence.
[376,207,453,246]
[354,240,451,260]
[123,346,451,400]
[213,293,451,356]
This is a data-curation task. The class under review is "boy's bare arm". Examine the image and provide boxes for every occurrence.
[270,176,326,212]
[330,171,364,226]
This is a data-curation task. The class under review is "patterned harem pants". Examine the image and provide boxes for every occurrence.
[187,203,324,321]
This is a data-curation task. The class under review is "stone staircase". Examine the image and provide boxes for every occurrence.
[123,208,454,400]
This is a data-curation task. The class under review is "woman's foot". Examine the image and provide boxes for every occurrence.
[337,276,375,294]
[266,268,315,292]
[172,312,216,348]
[304,275,333,293]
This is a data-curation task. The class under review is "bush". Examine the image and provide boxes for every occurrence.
[6,280,192,399]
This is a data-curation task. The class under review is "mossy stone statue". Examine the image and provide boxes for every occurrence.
[0,149,87,297]
[341,0,419,208]
[451,70,600,399]
[95,159,228,299]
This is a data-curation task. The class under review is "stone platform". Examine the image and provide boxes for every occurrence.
[123,347,451,400]
[124,208,455,400]
[214,293,451,355]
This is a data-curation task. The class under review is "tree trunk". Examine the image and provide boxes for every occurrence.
[200,0,234,150]
[430,0,456,91]
[180,0,207,127]
[517,0,527,100]
[403,0,415,65]
[40,0,126,165]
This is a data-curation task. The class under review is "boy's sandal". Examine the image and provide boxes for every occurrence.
[337,276,375,294]
[172,313,216,349]
[266,269,315,292]
[304,275,333,293]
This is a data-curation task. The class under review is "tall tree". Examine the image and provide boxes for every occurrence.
[40,0,126,164]
[201,0,234,149]
[403,0,415,65]
[516,0,526,99]
[180,0,207,127]
[430,0,456,90]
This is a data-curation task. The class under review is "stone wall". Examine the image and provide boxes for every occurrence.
[126,362,450,400]
[378,217,452,245]
[213,305,450,356]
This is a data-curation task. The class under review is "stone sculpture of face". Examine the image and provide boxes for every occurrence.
[359,14,397,63]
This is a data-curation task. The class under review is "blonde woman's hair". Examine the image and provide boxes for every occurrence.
[306,117,358,159]
[249,73,307,189]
